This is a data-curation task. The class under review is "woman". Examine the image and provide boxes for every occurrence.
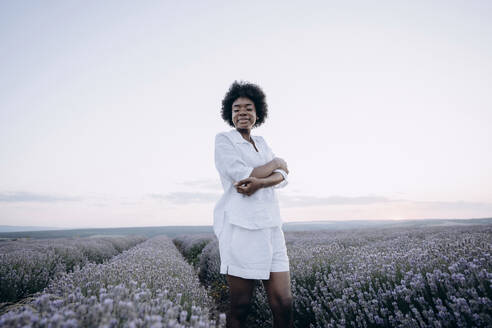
[214,81,293,328]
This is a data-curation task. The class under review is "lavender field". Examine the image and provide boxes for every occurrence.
[1,224,491,327]
[175,224,492,328]
[0,235,146,304]
[0,235,226,327]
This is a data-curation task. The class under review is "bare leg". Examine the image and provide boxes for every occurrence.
[262,271,293,328]
[226,274,256,328]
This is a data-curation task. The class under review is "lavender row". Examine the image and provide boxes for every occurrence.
[0,235,146,303]
[190,224,492,327]
[286,225,492,327]
[0,235,226,327]
[173,234,214,268]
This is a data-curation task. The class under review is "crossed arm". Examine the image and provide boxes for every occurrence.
[214,134,289,196]
[235,158,289,196]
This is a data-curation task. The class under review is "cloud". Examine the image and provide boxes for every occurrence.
[279,195,392,207]
[151,192,395,207]
[278,194,492,215]
[411,200,492,212]
[149,192,221,204]
[0,191,81,203]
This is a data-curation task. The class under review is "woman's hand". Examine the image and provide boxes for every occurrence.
[274,157,289,174]
[234,177,264,196]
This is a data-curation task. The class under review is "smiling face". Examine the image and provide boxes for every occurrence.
[231,97,257,130]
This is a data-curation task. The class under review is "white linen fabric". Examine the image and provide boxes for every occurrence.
[218,219,290,279]
[213,129,288,238]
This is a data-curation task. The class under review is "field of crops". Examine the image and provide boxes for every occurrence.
[174,224,492,328]
[0,235,146,304]
[0,235,225,327]
[1,224,491,327]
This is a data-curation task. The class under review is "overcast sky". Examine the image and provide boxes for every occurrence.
[1,0,491,228]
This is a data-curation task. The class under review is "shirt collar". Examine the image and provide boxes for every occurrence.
[229,129,258,144]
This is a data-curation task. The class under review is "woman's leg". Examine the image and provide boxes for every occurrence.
[262,271,294,328]
[226,274,256,328]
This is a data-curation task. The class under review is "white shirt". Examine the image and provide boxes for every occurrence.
[213,129,288,237]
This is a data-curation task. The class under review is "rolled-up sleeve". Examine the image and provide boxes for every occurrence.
[215,133,254,183]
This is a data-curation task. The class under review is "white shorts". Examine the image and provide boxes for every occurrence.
[218,220,290,280]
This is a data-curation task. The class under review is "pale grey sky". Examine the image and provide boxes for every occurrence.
[1,0,491,228]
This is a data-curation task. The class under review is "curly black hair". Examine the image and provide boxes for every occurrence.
[221,80,268,128]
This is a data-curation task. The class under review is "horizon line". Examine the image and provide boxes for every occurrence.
[1,216,491,232]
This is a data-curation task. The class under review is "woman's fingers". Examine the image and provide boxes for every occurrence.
[236,183,250,194]
[235,177,253,187]
[237,184,254,196]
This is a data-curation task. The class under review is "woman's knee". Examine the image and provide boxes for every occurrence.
[270,295,293,314]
